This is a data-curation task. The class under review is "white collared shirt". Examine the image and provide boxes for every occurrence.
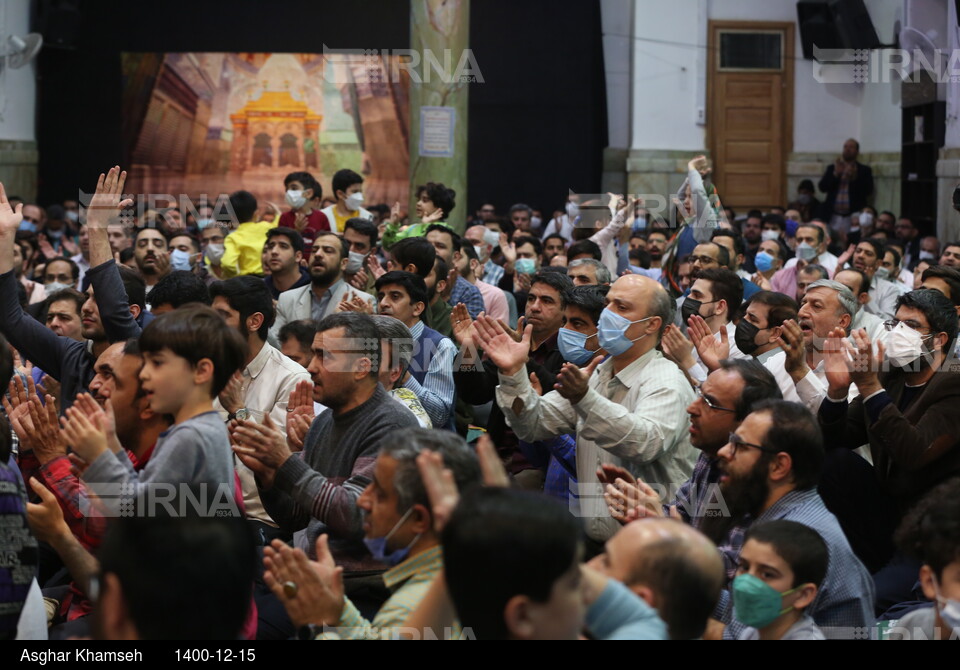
[214,342,312,525]
[497,348,697,541]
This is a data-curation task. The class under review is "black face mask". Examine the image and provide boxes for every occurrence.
[735,320,762,356]
[681,297,717,325]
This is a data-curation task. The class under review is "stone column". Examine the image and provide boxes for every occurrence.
[408,0,470,233]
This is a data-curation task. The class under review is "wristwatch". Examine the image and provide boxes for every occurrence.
[228,408,250,421]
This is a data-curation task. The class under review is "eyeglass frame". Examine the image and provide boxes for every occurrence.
[882,318,932,336]
[695,386,737,413]
[726,432,781,457]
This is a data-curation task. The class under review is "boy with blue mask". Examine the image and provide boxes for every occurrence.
[733,520,828,640]
[262,429,480,640]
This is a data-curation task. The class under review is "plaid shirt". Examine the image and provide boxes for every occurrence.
[718,488,876,640]
[448,276,485,320]
[483,260,504,287]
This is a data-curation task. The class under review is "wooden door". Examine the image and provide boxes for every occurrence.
[708,22,794,210]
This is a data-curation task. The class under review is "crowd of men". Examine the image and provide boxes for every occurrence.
[2,143,960,641]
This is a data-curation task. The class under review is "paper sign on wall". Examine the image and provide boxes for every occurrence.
[419,106,456,158]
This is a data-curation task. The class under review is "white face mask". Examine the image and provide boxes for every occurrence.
[919,250,936,261]
[531,216,542,229]
[482,228,500,248]
[566,202,580,218]
[859,212,874,228]
[881,321,929,368]
[44,281,73,294]
[796,242,817,261]
[345,192,364,211]
[932,574,960,633]
[205,243,225,264]
[761,230,780,242]
[345,251,366,274]
[285,189,306,209]
[473,244,488,262]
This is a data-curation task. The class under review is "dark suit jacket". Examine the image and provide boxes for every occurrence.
[818,162,874,217]
[819,365,960,511]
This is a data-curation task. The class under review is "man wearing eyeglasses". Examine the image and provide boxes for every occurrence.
[711,400,874,639]
[817,289,960,582]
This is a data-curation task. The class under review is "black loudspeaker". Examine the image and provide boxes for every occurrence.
[828,0,881,50]
[797,1,844,60]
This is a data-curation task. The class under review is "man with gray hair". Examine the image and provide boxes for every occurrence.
[568,258,612,286]
[264,428,481,639]
[779,278,858,412]
[372,315,432,428]
[478,274,697,544]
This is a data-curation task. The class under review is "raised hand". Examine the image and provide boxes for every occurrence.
[554,356,602,404]
[285,381,315,451]
[366,253,386,279]
[472,314,530,376]
[232,413,292,470]
[477,433,510,488]
[662,324,696,370]
[263,535,344,628]
[73,393,121,454]
[604,477,664,525]
[689,315,728,372]
[389,201,401,225]
[62,405,109,463]
[690,155,711,177]
[848,328,884,395]
[347,267,369,290]
[822,326,853,399]
[0,181,24,236]
[26,394,67,464]
[218,372,244,415]
[293,211,307,232]
[87,167,134,230]
[751,272,773,291]
[500,233,516,265]
[422,207,445,224]
[416,449,460,533]
[777,320,810,383]
[834,244,856,275]
[338,292,373,314]
[451,303,476,347]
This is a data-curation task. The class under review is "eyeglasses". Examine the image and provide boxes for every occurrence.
[689,255,719,265]
[696,386,737,413]
[882,319,931,335]
[727,432,780,457]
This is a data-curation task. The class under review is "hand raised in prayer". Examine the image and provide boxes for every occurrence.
[62,404,109,464]
[285,381,315,451]
[218,371,244,415]
[338,292,373,314]
[347,267,369,290]
[451,303,476,347]
[661,324,696,370]
[26,478,71,546]
[776,319,810,383]
[604,477,664,525]
[500,233,516,264]
[25,394,67,465]
[553,356,603,404]
[417,449,461,534]
[847,327,884,396]
[596,463,636,487]
[86,166,134,230]
[366,253,386,280]
[264,535,344,628]
[73,393,121,454]
[232,413,292,471]
[0,181,23,236]
[688,315,728,373]
[822,326,853,399]
[477,433,510,488]
[472,314,530,376]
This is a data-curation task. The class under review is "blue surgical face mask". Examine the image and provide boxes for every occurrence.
[558,327,599,365]
[363,506,420,567]
[170,248,194,272]
[195,218,215,230]
[46,228,64,240]
[18,220,37,233]
[515,258,537,275]
[754,251,775,273]
[597,308,653,356]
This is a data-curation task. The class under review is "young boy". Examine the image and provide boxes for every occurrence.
[893,478,960,640]
[221,190,274,277]
[733,520,828,640]
[278,171,330,253]
[65,305,247,508]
